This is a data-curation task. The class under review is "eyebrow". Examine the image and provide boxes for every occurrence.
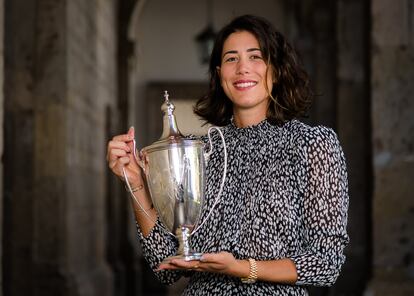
[222,47,261,57]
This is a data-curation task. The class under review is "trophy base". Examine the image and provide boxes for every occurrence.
[161,252,203,264]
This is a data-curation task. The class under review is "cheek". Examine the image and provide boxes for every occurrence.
[219,71,230,89]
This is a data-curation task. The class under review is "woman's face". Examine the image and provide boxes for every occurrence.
[218,31,274,118]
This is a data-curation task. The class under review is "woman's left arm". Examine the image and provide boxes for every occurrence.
[287,126,349,286]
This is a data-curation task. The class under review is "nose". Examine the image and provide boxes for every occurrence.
[236,58,250,74]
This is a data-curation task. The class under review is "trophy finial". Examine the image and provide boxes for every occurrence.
[160,90,182,139]
[161,90,175,115]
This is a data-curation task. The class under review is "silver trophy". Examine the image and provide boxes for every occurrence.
[124,91,227,263]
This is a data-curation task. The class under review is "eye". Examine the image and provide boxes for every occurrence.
[250,54,263,60]
[223,56,238,63]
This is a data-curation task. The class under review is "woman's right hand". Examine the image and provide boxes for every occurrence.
[106,126,144,188]
[108,127,157,235]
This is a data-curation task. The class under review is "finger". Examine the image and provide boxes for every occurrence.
[199,253,216,263]
[128,126,135,139]
[169,259,201,270]
[108,140,131,152]
[112,133,133,142]
[109,148,128,158]
[157,263,181,271]
[126,140,135,155]
[126,127,139,157]
[157,259,195,270]
[107,141,131,161]
[107,150,129,166]
[118,156,130,165]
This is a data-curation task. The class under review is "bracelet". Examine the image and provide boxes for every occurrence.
[241,258,258,284]
[125,184,144,193]
[133,204,154,213]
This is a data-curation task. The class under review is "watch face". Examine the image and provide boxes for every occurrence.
[241,278,256,284]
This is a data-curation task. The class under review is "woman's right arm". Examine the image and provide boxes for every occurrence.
[106,127,156,236]
[107,127,182,284]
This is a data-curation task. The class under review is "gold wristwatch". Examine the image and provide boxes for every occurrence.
[241,258,258,284]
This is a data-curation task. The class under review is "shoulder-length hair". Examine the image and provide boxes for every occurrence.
[194,14,313,126]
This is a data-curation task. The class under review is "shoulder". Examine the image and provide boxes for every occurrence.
[286,120,337,140]
[286,120,343,160]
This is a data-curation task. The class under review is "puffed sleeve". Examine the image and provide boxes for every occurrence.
[289,126,349,286]
[136,219,183,284]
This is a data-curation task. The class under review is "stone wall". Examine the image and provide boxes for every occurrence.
[65,0,117,294]
[3,0,120,295]
[368,0,414,294]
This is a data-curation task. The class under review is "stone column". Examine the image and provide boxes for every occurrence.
[3,0,38,294]
[367,0,414,294]
[0,0,3,295]
[4,0,117,295]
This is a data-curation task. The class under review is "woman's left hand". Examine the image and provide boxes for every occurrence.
[157,251,246,277]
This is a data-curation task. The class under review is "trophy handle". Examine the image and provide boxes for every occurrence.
[122,139,176,237]
[192,126,228,235]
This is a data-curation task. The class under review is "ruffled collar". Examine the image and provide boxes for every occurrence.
[227,117,275,136]
[222,117,297,143]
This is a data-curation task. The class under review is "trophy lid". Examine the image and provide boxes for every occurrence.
[142,91,203,154]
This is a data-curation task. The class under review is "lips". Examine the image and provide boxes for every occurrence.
[233,80,257,90]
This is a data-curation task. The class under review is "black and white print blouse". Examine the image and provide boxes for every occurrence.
[137,119,349,295]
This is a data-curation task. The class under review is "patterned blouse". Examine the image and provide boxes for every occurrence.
[137,119,349,295]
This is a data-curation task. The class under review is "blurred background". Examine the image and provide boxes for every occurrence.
[1,0,413,295]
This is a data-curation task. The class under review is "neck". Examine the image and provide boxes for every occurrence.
[232,110,267,128]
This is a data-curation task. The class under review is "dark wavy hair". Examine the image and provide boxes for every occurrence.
[194,15,313,126]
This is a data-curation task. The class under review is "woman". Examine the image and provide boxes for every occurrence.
[107,15,349,295]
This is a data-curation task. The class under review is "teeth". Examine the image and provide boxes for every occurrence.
[235,82,256,88]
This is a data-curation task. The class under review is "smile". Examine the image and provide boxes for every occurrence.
[233,81,257,89]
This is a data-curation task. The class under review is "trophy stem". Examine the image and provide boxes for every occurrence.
[177,226,191,256]
[160,226,203,264]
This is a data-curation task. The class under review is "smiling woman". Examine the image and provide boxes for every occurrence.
[218,31,274,127]
[107,14,349,296]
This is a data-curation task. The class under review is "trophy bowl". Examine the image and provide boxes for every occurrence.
[141,139,206,262]
[125,91,227,264]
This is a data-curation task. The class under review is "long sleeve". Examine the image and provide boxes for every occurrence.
[136,219,183,284]
[289,126,349,286]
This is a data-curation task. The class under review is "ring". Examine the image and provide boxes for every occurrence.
[193,265,199,269]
